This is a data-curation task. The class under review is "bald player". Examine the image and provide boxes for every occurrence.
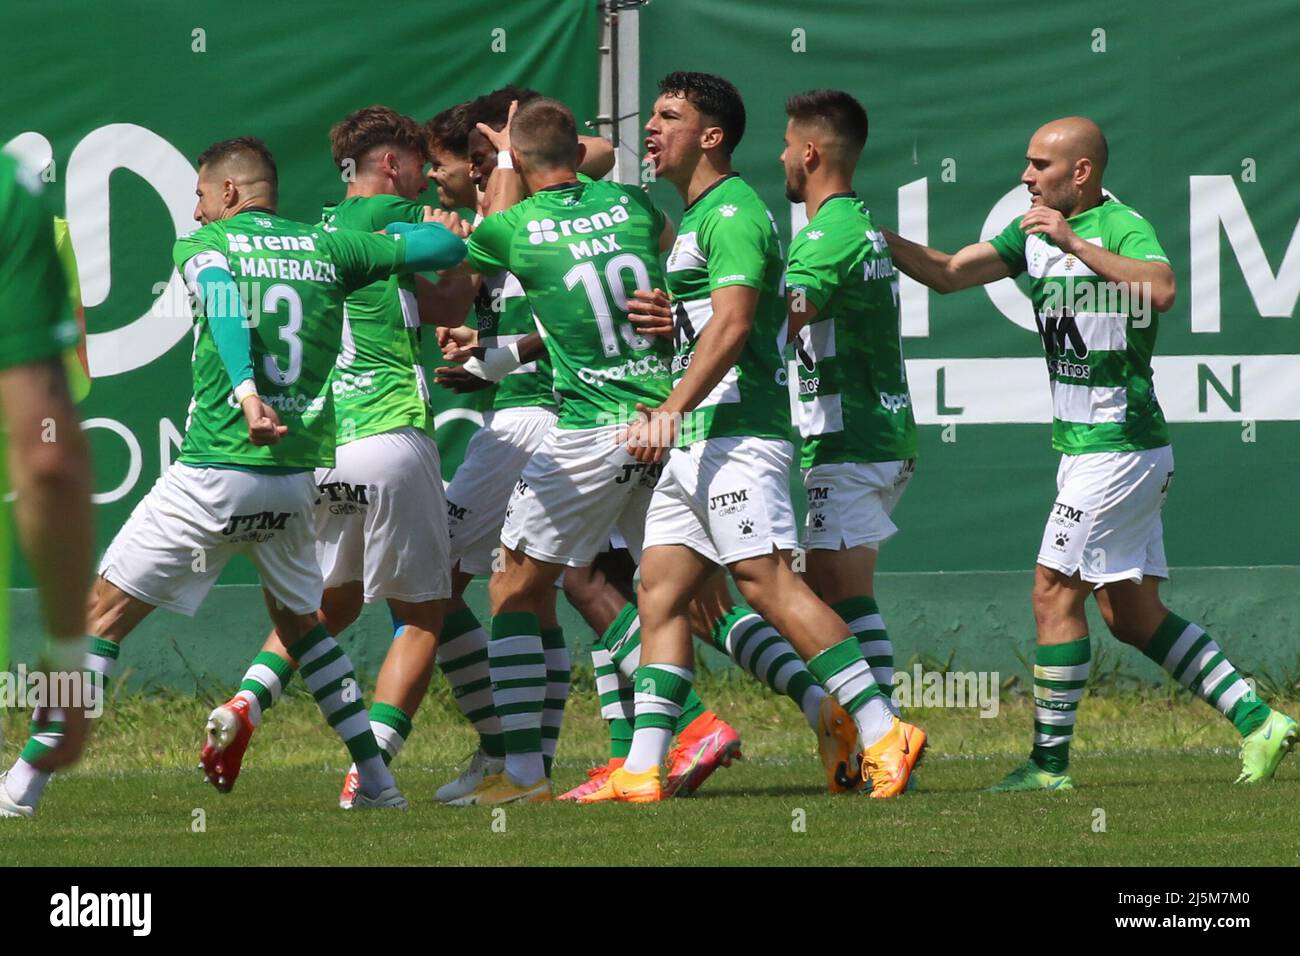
[884,117,1296,791]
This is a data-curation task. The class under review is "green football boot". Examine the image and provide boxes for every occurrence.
[1235,709,1298,784]
[984,760,1074,793]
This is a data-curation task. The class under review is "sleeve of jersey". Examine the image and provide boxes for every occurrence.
[0,184,77,371]
[465,212,512,274]
[1109,209,1170,264]
[783,233,840,312]
[621,185,666,240]
[329,230,407,290]
[986,216,1028,275]
[703,210,769,291]
[179,248,255,388]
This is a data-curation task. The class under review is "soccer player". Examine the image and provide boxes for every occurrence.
[883,116,1296,790]
[0,151,96,817]
[779,90,918,791]
[201,109,475,807]
[592,71,927,804]
[443,95,679,805]
[424,87,642,802]
[1,136,467,816]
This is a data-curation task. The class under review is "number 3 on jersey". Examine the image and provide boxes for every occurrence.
[260,283,304,386]
[564,253,653,357]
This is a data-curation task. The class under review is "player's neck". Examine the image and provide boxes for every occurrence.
[524,167,580,194]
[803,175,854,219]
[345,175,398,200]
[681,154,732,206]
[224,196,275,219]
[1066,189,1105,218]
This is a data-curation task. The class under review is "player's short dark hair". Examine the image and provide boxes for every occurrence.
[426,102,474,157]
[510,97,578,171]
[785,89,868,155]
[468,85,542,133]
[658,71,746,156]
[196,136,278,190]
[329,105,427,171]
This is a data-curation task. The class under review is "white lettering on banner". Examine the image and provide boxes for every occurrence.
[80,418,142,504]
[907,356,1300,424]
[1189,176,1300,333]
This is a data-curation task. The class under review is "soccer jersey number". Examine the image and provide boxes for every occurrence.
[261,283,304,386]
[563,254,653,357]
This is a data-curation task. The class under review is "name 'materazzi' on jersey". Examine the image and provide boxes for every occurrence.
[173,209,410,470]
[465,179,672,430]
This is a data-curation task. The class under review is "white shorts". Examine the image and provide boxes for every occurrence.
[313,427,451,603]
[802,459,915,551]
[643,436,799,566]
[100,463,322,617]
[500,423,656,568]
[446,406,557,575]
[1037,445,1174,586]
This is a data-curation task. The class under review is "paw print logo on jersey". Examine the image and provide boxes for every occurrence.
[806,230,824,241]
[526,218,559,244]
[865,229,887,255]
[226,233,253,253]
[718,204,738,218]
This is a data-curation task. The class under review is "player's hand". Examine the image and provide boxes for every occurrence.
[628,288,674,338]
[434,364,494,393]
[439,325,479,361]
[424,207,472,238]
[476,99,518,154]
[241,395,287,446]
[1020,205,1080,252]
[620,402,677,464]
[28,701,91,771]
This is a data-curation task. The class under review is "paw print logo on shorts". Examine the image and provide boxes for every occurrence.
[739,518,754,535]
[526,219,559,244]
[226,233,253,252]
[812,513,826,530]
[1054,532,1068,548]
[718,204,737,218]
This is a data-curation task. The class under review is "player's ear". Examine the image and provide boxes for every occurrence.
[700,125,724,153]
[575,141,587,171]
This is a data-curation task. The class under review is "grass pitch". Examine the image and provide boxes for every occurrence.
[4,677,1299,866]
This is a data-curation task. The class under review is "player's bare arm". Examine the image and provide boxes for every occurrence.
[1019,205,1176,311]
[576,135,616,179]
[626,284,757,463]
[882,228,1012,293]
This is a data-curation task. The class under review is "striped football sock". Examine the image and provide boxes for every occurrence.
[806,636,892,747]
[626,664,694,774]
[287,625,394,798]
[601,602,706,734]
[489,611,547,785]
[1143,612,1269,737]
[1030,637,1090,774]
[711,606,825,729]
[540,627,570,777]
[369,702,413,766]
[593,639,635,760]
[437,607,506,759]
[234,650,294,726]
[832,596,898,715]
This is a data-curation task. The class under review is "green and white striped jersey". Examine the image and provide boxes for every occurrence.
[321,194,433,444]
[786,193,917,467]
[988,199,1171,455]
[665,174,790,445]
[475,268,556,411]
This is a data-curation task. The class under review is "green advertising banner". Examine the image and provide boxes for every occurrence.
[640,0,1300,574]
[0,0,599,587]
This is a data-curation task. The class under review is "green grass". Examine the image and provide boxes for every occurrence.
[4,677,1299,866]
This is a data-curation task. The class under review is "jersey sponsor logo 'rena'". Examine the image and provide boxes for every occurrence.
[525,201,631,245]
